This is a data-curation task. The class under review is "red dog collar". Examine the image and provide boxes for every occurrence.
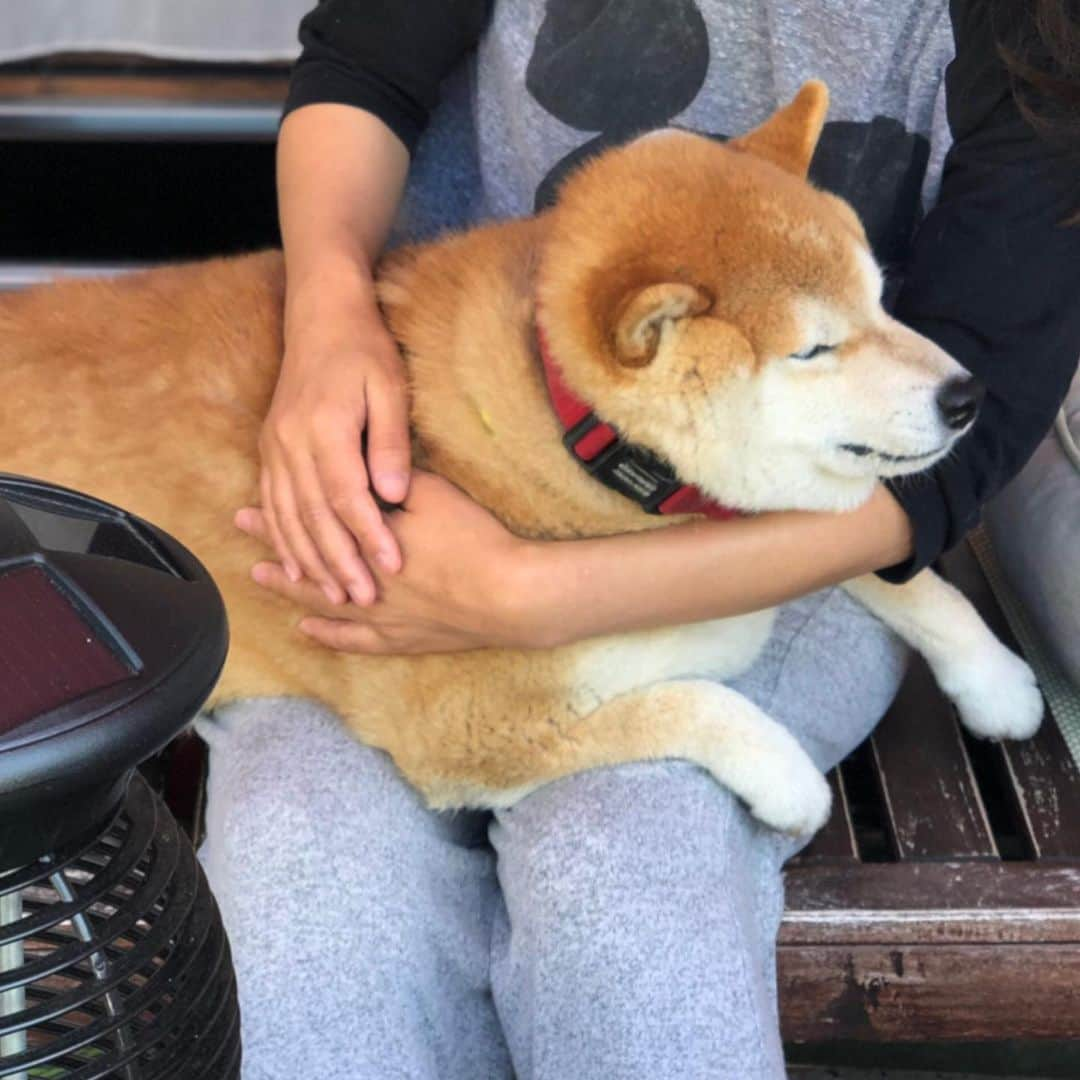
[536,322,738,520]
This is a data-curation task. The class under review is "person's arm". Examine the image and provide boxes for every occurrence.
[880,0,1080,582]
[265,106,408,606]
[258,1,491,606]
[518,486,913,646]
[238,476,912,653]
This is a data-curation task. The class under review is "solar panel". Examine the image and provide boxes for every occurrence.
[0,564,133,734]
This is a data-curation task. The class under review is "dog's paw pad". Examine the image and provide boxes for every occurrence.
[948,646,1043,741]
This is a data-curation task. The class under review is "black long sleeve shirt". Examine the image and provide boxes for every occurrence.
[284,0,1080,583]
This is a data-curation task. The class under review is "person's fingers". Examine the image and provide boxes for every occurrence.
[299,450,380,605]
[269,459,350,604]
[250,560,349,614]
[259,467,301,582]
[233,506,272,545]
[297,617,389,653]
[365,371,411,509]
[313,426,400,577]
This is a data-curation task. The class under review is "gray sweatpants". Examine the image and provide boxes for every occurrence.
[197,586,907,1080]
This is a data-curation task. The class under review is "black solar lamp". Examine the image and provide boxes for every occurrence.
[0,474,239,1079]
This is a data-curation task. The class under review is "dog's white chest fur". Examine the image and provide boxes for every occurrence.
[569,608,775,710]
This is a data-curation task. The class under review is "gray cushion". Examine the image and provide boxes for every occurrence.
[984,363,1080,688]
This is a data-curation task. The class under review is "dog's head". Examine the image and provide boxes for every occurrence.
[536,82,979,513]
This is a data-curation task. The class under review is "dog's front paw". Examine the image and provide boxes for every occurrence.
[737,737,832,838]
[748,768,832,838]
[943,643,1043,741]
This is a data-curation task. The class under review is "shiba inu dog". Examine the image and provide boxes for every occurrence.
[0,83,1042,835]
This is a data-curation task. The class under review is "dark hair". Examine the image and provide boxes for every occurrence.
[997,0,1080,140]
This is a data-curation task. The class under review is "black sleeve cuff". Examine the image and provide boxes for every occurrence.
[283,57,426,153]
[878,473,952,583]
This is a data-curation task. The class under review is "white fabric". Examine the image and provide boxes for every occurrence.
[2,0,312,64]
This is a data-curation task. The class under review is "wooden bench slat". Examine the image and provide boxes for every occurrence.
[780,860,1080,1041]
[0,66,291,141]
[794,769,859,863]
[999,719,1080,860]
[939,541,1080,858]
[784,861,1080,914]
[779,942,1080,1043]
[782,862,1080,946]
[780,908,1080,946]
[0,68,290,104]
[869,655,997,860]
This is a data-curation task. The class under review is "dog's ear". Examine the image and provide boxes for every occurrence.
[612,282,713,367]
[728,80,829,178]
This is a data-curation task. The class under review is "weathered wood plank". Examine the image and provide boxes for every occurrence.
[869,654,997,860]
[938,541,1080,858]
[782,856,1080,942]
[999,718,1080,860]
[793,769,859,863]
[0,69,290,105]
[778,943,1080,1042]
[780,906,1080,946]
[784,861,1080,913]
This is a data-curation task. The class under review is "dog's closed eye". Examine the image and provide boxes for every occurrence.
[790,343,835,361]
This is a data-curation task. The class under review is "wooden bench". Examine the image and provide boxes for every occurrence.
[780,541,1080,1046]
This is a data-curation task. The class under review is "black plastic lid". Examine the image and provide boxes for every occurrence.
[0,474,228,868]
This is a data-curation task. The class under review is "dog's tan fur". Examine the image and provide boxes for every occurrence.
[0,85,1042,834]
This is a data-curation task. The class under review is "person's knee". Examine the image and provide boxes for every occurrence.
[198,699,506,1080]
[202,700,426,869]
[200,696,492,941]
[490,764,788,1078]
[493,762,775,941]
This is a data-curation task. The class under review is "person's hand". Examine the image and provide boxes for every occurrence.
[235,471,545,654]
[258,294,410,607]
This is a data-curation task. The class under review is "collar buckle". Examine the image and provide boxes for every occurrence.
[563,414,683,515]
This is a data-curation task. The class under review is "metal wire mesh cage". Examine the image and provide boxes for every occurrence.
[0,773,240,1080]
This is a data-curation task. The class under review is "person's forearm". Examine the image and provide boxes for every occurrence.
[517,485,914,646]
[277,104,410,333]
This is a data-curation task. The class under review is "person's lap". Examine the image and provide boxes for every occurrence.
[198,586,907,1080]
[199,700,507,1079]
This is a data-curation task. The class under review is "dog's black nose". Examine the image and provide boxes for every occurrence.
[936,377,984,430]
